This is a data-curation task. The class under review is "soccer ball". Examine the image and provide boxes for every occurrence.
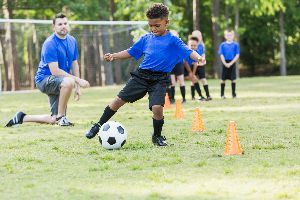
[98,121,127,150]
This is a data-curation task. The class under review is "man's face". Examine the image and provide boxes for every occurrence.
[188,40,198,50]
[53,17,69,37]
[148,18,169,36]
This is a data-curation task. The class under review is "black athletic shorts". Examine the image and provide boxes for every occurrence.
[171,62,184,76]
[118,68,169,110]
[195,65,206,79]
[222,60,236,81]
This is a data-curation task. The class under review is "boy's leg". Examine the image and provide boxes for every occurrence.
[85,74,148,139]
[5,112,56,127]
[231,80,236,98]
[170,74,176,103]
[177,75,186,102]
[221,81,226,99]
[194,82,205,100]
[191,83,195,100]
[152,105,167,146]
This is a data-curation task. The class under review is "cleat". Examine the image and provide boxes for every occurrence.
[85,123,100,139]
[206,96,212,101]
[198,96,206,101]
[232,94,237,99]
[5,111,26,127]
[56,116,74,126]
[152,135,168,146]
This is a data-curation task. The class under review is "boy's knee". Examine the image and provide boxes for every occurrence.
[152,105,163,119]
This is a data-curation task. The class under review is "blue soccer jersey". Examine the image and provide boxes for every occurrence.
[35,33,79,83]
[196,43,205,56]
[218,41,240,61]
[127,31,193,72]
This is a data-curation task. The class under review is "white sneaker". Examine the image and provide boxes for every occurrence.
[56,116,74,126]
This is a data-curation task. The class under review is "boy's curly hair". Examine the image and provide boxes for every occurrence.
[146,3,169,19]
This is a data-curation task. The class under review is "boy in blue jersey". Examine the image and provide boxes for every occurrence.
[5,13,89,127]
[85,3,204,146]
[191,30,212,101]
[218,30,240,99]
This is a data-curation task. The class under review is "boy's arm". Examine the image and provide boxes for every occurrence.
[192,63,198,75]
[189,51,205,65]
[104,50,132,61]
[227,54,240,67]
[220,55,229,67]
[183,61,195,83]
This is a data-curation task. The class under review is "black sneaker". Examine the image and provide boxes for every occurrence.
[85,123,100,139]
[152,135,168,146]
[5,112,26,127]
[198,96,206,101]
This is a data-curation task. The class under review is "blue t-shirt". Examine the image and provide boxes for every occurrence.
[218,41,240,61]
[127,31,193,72]
[196,43,205,56]
[35,33,79,83]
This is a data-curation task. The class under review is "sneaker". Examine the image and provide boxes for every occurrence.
[206,96,213,101]
[232,94,237,99]
[198,96,206,101]
[221,96,226,99]
[152,135,168,146]
[56,116,74,126]
[182,99,187,104]
[5,111,26,127]
[85,123,100,139]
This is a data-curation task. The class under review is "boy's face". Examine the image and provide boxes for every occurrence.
[225,32,234,42]
[148,18,169,36]
[188,40,198,50]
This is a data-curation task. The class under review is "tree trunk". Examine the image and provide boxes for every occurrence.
[234,0,240,78]
[85,26,96,86]
[0,33,9,91]
[80,28,86,81]
[212,0,222,78]
[110,0,122,84]
[279,10,287,76]
[32,24,39,89]
[193,0,200,30]
[101,27,114,85]
[225,2,229,29]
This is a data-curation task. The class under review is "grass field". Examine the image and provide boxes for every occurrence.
[0,76,300,200]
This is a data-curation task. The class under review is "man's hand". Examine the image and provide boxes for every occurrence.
[74,84,81,101]
[104,53,114,62]
[77,78,90,88]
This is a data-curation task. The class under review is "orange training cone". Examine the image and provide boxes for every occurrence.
[224,121,243,155]
[174,99,184,119]
[164,93,171,109]
[192,107,205,132]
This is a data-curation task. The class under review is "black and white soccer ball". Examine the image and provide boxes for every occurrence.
[98,121,127,150]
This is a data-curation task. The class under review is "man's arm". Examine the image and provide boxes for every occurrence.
[49,62,89,88]
[104,50,132,61]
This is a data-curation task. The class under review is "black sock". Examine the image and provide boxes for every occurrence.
[153,118,164,137]
[221,83,225,97]
[194,82,203,97]
[98,106,117,126]
[180,86,186,100]
[203,85,210,98]
[170,86,175,100]
[231,82,236,96]
[191,85,195,99]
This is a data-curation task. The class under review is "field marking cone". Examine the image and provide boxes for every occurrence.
[192,107,205,132]
[224,121,243,155]
[164,93,171,109]
[174,99,184,119]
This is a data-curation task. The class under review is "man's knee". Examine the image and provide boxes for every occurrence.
[61,77,75,89]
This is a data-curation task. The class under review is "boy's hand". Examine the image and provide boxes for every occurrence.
[104,53,114,62]
[197,57,205,65]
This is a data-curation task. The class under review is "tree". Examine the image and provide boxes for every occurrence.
[193,0,200,30]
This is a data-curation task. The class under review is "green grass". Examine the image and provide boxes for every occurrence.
[0,76,300,200]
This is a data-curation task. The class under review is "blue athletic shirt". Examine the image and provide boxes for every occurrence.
[35,33,79,83]
[127,31,193,72]
[185,43,205,66]
[218,41,240,61]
